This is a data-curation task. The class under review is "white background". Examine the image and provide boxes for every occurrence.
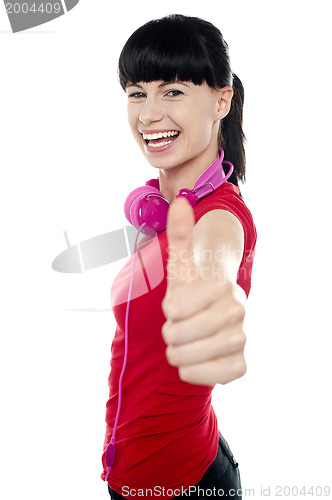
[1,1,331,499]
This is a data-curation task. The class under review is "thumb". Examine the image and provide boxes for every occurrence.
[165,196,196,293]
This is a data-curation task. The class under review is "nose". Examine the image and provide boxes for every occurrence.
[139,96,164,125]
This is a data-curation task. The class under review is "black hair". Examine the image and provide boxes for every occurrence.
[118,14,246,186]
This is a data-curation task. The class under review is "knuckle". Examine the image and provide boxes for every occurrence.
[238,303,246,320]
[226,330,247,352]
[239,360,247,378]
[233,358,247,379]
[162,290,184,319]
[217,354,247,384]
[162,320,174,344]
[212,281,245,311]
[241,330,247,347]
[229,303,245,324]
[166,345,179,366]
[161,321,168,342]
[161,297,169,317]
[165,345,173,364]
[178,366,191,383]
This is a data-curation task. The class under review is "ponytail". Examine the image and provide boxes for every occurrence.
[218,73,246,187]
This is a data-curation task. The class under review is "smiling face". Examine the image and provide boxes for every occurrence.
[126,80,233,173]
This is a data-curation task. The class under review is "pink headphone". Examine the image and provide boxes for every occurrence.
[124,147,234,235]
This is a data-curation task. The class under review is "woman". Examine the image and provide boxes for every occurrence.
[101,14,257,500]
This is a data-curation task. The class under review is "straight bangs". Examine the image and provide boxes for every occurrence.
[118,16,216,89]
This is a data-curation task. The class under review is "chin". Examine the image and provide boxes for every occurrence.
[146,156,182,171]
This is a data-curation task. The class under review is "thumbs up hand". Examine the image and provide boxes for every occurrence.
[161,197,247,386]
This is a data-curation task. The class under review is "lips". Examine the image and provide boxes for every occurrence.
[140,129,181,153]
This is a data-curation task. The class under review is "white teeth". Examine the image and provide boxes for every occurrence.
[148,140,173,148]
[142,131,179,140]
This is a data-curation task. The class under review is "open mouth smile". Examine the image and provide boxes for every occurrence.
[140,130,180,151]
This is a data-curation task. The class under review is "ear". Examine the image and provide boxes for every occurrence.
[216,86,233,119]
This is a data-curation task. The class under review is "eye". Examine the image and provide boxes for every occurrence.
[166,90,183,97]
[128,92,146,99]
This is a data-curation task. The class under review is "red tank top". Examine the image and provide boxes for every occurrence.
[101,182,257,498]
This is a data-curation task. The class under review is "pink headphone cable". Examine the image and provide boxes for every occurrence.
[105,222,146,481]
[105,151,234,481]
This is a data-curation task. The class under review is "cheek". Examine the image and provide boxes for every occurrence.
[198,106,217,140]
[190,101,215,130]
[187,114,213,145]
[199,101,216,123]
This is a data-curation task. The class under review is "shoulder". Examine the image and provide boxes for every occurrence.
[193,182,257,252]
[192,182,257,282]
[194,182,250,222]
[192,208,244,283]
[194,208,244,243]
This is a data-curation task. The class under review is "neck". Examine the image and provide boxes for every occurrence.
[158,146,219,202]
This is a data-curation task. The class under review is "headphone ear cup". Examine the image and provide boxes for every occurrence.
[138,194,169,232]
[124,186,164,226]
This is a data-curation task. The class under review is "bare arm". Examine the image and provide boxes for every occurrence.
[161,199,247,386]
